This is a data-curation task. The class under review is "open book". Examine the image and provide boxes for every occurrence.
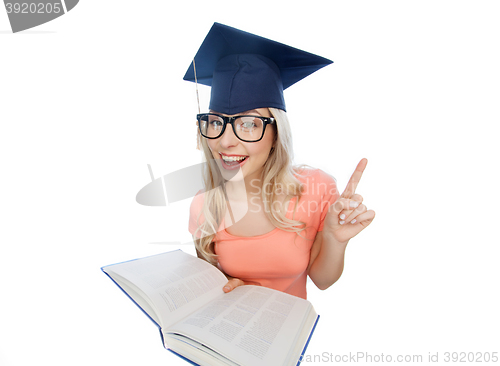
[101,250,319,366]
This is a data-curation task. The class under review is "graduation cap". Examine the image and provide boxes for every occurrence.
[183,22,333,115]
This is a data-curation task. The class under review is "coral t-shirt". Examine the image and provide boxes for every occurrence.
[188,168,339,299]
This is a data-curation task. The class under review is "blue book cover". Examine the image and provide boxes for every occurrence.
[102,250,319,366]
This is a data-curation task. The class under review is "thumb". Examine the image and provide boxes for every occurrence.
[223,278,245,293]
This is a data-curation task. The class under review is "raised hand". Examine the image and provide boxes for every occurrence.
[323,158,375,244]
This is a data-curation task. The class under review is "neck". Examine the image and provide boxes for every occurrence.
[224,178,247,202]
[225,168,264,199]
[244,166,266,196]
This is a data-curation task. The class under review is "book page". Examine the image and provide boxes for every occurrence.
[103,250,228,329]
[165,285,315,366]
[167,336,239,366]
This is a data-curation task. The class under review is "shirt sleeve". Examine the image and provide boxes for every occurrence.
[317,170,340,232]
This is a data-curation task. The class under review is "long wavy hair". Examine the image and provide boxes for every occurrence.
[193,108,308,265]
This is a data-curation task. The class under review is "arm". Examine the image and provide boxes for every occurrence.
[307,231,348,290]
[308,159,375,290]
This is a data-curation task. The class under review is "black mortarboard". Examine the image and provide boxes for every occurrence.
[183,22,333,115]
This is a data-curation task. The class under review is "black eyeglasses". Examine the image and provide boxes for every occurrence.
[196,113,276,142]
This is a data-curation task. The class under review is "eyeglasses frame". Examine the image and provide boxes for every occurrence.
[196,113,276,143]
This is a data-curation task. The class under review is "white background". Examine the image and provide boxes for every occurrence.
[1,1,499,365]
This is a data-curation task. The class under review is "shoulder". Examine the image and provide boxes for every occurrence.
[293,166,338,196]
[293,165,336,181]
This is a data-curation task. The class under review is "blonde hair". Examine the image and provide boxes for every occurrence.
[193,108,307,265]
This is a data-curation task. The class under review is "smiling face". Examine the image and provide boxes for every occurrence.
[206,108,276,185]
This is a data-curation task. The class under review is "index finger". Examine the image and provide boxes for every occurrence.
[341,158,368,198]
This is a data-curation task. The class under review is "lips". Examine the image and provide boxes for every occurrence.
[219,152,248,170]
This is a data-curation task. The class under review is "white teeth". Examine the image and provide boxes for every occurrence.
[221,154,247,162]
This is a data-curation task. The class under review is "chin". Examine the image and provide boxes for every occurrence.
[210,157,245,183]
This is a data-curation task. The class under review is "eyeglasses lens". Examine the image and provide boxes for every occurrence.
[235,117,263,141]
[199,115,264,142]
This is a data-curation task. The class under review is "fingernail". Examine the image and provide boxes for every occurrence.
[350,219,356,224]
[223,286,230,291]
[339,220,345,225]
[350,201,359,208]
[340,214,346,220]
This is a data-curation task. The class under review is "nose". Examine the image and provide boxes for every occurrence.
[218,122,240,148]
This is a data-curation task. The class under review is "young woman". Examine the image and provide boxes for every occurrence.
[186,23,375,300]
